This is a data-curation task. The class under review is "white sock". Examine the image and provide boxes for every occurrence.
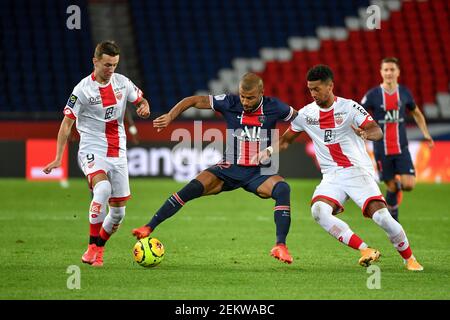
[102,206,126,235]
[372,208,411,257]
[311,201,367,250]
[89,180,112,225]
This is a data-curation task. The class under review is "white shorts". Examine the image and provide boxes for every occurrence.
[78,153,131,203]
[312,166,385,217]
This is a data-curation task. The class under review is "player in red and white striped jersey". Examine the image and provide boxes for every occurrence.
[44,41,150,267]
[258,65,423,271]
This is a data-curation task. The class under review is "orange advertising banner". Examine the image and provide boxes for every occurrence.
[366,141,450,183]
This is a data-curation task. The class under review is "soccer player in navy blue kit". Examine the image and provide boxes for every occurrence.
[361,57,434,221]
[132,73,298,263]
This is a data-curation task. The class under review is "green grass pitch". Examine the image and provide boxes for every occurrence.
[0,178,449,300]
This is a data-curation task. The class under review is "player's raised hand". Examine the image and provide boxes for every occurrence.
[136,100,150,119]
[351,125,367,140]
[153,114,172,132]
[43,159,62,174]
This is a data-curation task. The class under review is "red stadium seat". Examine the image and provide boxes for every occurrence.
[259,0,448,119]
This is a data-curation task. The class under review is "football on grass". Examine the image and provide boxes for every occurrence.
[133,237,165,267]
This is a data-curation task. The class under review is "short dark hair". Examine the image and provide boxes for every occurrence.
[306,64,334,82]
[94,40,120,59]
[381,57,400,69]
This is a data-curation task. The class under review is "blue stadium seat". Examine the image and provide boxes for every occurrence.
[129,0,370,113]
[0,0,92,114]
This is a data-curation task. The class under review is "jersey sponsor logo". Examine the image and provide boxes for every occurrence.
[233,127,268,142]
[89,96,102,105]
[105,106,115,120]
[352,104,368,116]
[383,109,400,123]
[214,94,226,101]
[324,129,335,143]
[67,94,78,108]
[306,116,319,125]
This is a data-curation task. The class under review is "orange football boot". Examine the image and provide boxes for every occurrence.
[81,243,98,264]
[270,243,293,264]
[358,247,381,267]
[405,256,424,271]
[132,226,152,239]
[91,246,104,267]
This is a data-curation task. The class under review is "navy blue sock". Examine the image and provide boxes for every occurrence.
[386,190,399,221]
[147,179,204,230]
[272,181,291,244]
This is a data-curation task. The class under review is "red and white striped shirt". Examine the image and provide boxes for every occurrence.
[290,97,375,174]
[63,73,143,161]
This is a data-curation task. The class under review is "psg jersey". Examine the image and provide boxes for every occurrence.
[209,94,295,166]
[361,85,416,156]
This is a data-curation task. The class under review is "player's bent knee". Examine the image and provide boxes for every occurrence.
[385,180,398,192]
[111,206,126,224]
[93,180,112,199]
[371,207,394,226]
[364,200,386,218]
[402,183,415,191]
[271,181,290,200]
[311,201,333,222]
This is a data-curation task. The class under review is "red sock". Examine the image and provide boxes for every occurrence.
[97,227,111,247]
[399,246,413,259]
[348,234,364,250]
[90,223,102,237]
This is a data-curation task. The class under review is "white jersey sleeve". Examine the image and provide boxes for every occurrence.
[125,77,143,104]
[351,102,374,128]
[289,108,305,132]
[63,85,85,119]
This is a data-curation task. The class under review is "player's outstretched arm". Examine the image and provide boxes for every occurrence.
[351,121,383,141]
[153,96,210,132]
[43,116,75,174]
[254,128,301,164]
[410,106,434,148]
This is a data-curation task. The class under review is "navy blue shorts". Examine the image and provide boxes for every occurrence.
[206,161,274,195]
[374,147,415,182]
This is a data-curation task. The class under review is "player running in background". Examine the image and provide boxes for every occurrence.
[43,40,150,267]
[125,106,140,145]
[361,57,434,221]
[257,65,423,271]
[132,73,298,264]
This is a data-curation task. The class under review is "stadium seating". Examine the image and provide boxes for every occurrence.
[257,0,450,115]
[0,0,92,113]
[129,0,371,113]
[1,0,448,120]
